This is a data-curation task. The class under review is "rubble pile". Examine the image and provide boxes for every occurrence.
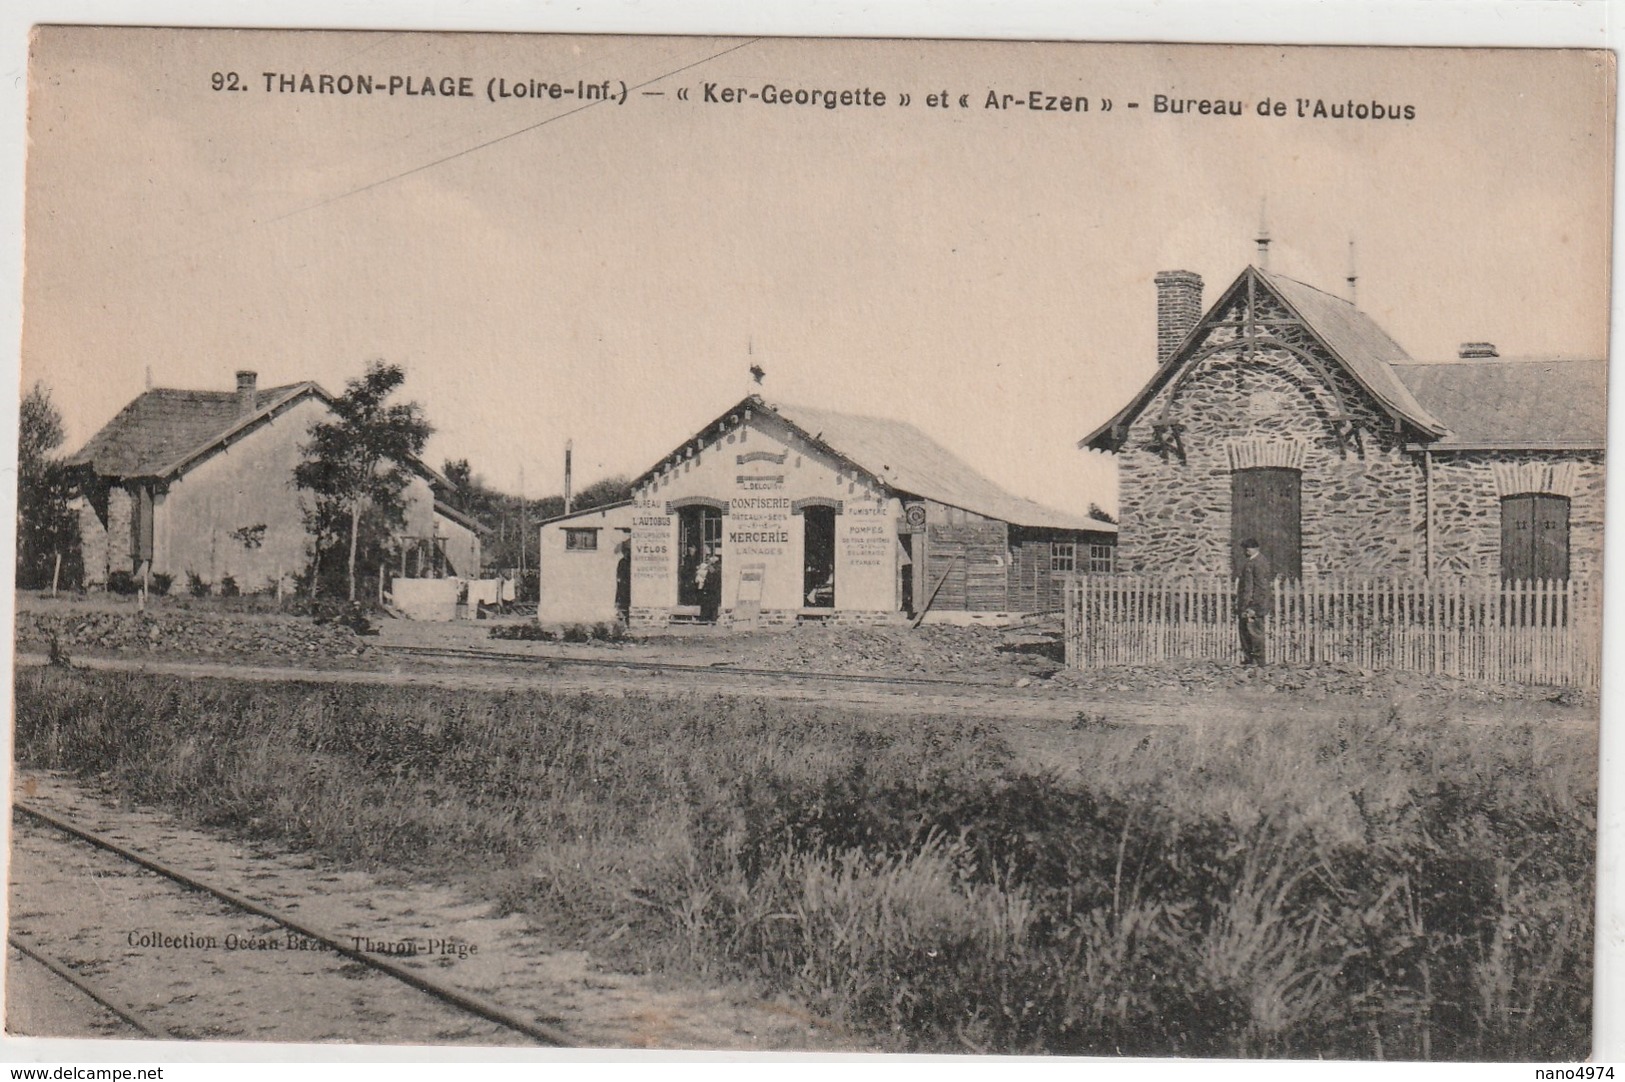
[17,608,368,660]
[710,624,1052,683]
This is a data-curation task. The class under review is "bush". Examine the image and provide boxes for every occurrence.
[219,574,240,598]
[149,572,174,597]
[562,624,590,643]
[186,571,210,598]
[488,624,556,642]
[105,570,140,595]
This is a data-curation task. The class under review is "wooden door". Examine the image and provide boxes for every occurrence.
[1501,494,1570,582]
[1231,468,1301,578]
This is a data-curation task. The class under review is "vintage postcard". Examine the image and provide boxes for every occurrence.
[4,25,1614,1063]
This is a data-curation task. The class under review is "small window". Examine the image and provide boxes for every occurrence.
[564,528,599,552]
[1088,543,1115,574]
[1051,542,1076,572]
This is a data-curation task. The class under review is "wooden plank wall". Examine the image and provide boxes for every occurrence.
[925,520,1008,610]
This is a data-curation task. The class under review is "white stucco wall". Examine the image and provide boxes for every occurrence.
[153,395,326,590]
[435,510,483,578]
[629,416,903,619]
[538,503,636,625]
[150,393,442,592]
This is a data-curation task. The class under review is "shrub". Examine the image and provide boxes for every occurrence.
[488,624,556,642]
[219,574,240,598]
[148,572,174,597]
[186,571,210,598]
[562,624,590,643]
[105,570,141,595]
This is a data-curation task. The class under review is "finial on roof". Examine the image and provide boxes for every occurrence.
[144,366,153,390]
[1255,197,1271,270]
[1346,239,1359,308]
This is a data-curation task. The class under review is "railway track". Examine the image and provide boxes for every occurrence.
[383,642,1026,690]
[8,933,168,1038]
[9,801,574,1047]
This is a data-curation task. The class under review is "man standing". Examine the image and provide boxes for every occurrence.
[1237,538,1272,666]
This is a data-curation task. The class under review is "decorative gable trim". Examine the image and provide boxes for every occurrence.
[1081,265,1447,452]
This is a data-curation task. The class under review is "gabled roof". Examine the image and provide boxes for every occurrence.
[69,383,317,479]
[638,395,1112,533]
[1081,265,1450,450]
[434,499,493,535]
[1393,358,1607,449]
[1258,269,1446,434]
[70,380,453,489]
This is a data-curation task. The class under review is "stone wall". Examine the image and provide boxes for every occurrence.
[106,485,134,576]
[1117,285,1420,576]
[1428,449,1604,579]
[76,498,109,585]
[1114,280,1604,582]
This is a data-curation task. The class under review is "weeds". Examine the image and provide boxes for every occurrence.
[11,669,1594,1059]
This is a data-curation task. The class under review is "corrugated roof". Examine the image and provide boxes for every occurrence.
[68,383,311,478]
[1393,358,1607,448]
[764,400,1112,532]
[1258,269,1447,435]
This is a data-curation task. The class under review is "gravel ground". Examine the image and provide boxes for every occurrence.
[7,771,864,1052]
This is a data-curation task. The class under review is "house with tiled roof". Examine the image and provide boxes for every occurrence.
[1080,263,1606,583]
[70,371,482,591]
[574,393,1114,628]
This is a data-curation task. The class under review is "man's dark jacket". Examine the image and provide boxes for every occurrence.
[1238,552,1273,615]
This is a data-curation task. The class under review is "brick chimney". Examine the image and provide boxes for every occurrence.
[1155,270,1204,364]
[1458,342,1499,359]
[236,370,258,416]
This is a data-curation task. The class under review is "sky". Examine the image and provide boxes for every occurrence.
[19,30,1614,516]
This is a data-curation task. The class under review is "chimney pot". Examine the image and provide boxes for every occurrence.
[1458,342,1499,359]
[1154,270,1204,365]
[235,370,258,416]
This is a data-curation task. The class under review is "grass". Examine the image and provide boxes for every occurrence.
[12,668,1596,1058]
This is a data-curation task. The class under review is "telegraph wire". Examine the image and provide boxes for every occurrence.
[262,37,762,227]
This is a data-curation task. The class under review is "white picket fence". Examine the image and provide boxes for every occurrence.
[1063,573,1601,687]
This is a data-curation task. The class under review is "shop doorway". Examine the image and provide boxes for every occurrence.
[677,505,723,616]
[803,505,836,607]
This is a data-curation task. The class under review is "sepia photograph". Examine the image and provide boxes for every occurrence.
[2,18,1616,1065]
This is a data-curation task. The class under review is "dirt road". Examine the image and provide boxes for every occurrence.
[15,646,1589,736]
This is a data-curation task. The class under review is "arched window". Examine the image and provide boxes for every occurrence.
[1231,467,1302,578]
[1500,494,1570,582]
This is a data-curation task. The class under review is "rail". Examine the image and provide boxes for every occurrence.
[12,801,575,1047]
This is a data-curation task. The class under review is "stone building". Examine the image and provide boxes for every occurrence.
[70,371,479,590]
[1081,264,1606,582]
[569,394,1114,629]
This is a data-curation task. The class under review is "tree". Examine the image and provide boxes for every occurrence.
[295,361,432,601]
[442,458,474,511]
[17,382,79,589]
